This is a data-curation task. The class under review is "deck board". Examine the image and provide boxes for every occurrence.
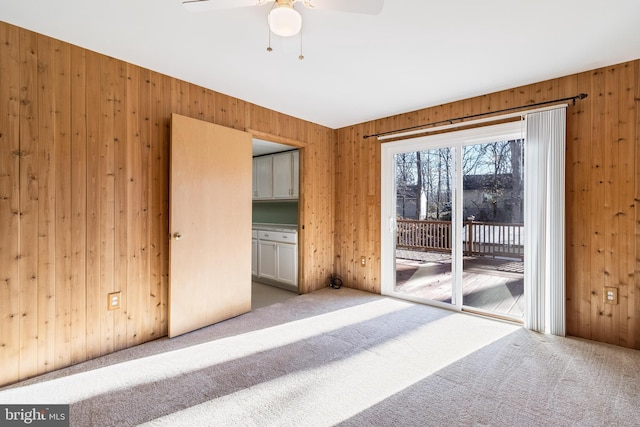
[395,250,524,320]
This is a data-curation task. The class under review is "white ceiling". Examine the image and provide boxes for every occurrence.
[2,1,640,129]
[252,138,293,156]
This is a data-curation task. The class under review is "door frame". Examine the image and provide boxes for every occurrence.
[249,131,304,291]
[381,120,525,312]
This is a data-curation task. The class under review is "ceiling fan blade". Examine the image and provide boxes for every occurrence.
[182,0,272,12]
[300,0,383,15]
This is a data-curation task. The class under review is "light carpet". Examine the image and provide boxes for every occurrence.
[1,287,639,426]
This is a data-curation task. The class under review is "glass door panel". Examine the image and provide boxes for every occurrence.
[461,140,525,321]
[394,148,455,306]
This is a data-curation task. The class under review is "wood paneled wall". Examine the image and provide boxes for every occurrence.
[335,60,640,349]
[0,21,334,387]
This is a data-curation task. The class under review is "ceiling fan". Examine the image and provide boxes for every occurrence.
[182,0,384,38]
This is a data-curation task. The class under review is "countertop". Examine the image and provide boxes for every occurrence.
[252,223,298,233]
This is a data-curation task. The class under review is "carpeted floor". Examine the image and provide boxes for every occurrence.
[1,287,639,426]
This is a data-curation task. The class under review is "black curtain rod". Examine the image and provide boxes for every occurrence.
[363,93,588,139]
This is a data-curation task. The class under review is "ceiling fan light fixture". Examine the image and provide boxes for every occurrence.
[268,3,302,37]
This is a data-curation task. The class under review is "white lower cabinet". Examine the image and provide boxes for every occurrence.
[258,241,278,280]
[251,235,258,276]
[254,228,298,289]
[275,242,297,286]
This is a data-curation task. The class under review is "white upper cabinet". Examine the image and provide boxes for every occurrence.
[273,152,294,198]
[292,150,299,198]
[253,150,299,200]
[253,155,273,199]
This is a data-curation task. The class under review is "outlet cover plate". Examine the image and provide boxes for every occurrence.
[108,291,122,310]
[603,287,618,305]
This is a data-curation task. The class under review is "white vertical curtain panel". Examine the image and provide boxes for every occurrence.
[524,107,566,335]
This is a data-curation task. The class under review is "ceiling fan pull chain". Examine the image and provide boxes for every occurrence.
[298,24,304,60]
[266,10,273,52]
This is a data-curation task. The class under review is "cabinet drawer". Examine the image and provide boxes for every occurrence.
[257,230,297,244]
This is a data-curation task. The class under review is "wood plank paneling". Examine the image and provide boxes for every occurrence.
[617,62,635,347]
[0,21,334,386]
[84,49,102,361]
[52,38,72,370]
[69,44,87,365]
[297,125,335,293]
[0,22,21,386]
[113,59,128,352]
[19,29,40,379]
[36,33,59,375]
[604,66,620,344]
[124,62,140,348]
[153,72,171,338]
[590,68,609,343]
[565,72,588,338]
[98,55,117,357]
[139,68,154,341]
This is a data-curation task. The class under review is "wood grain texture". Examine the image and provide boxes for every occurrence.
[565,72,588,338]
[84,49,101,361]
[69,44,87,365]
[0,21,334,386]
[335,60,640,350]
[19,29,39,379]
[52,38,72,370]
[0,22,21,387]
[153,72,171,339]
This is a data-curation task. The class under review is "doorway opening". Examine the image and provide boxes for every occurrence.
[251,137,302,303]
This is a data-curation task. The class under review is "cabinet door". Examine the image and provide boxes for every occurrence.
[291,150,299,198]
[276,243,297,287]
[258,241,277,280]
[252,158,258,198]
[251,238,258,276]
[272,152,292,198]
[255,156,273,199]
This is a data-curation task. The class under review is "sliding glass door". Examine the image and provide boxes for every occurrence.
[461,140,525,320]
[381,121,525,321]
[394,147,456,307]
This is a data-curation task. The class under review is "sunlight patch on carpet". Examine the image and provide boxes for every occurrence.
[141,314,519,426]
[0,298,421,404]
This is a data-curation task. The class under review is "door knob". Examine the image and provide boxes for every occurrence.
[172,232,183,240]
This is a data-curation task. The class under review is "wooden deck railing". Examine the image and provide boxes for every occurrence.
[396,219,524,259]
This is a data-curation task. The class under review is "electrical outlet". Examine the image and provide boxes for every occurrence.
[603,287,618,305]
[108,291,122,310]
[360,256,366,267]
